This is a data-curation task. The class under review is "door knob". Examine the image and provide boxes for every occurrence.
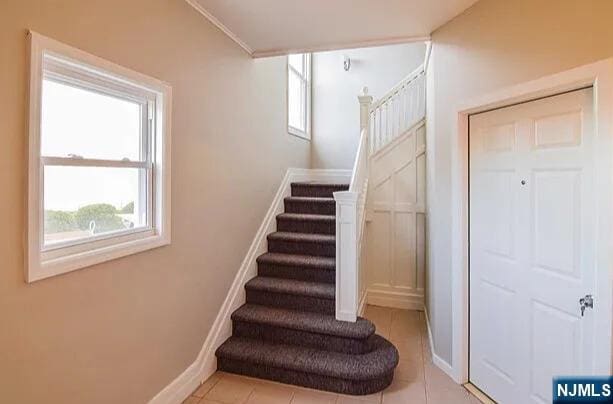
[579,294,594,317]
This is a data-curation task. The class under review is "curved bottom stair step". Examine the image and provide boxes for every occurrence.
[232,304,375,354]
[215,335,399,396]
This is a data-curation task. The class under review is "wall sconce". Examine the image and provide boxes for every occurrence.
[343,55,351,71]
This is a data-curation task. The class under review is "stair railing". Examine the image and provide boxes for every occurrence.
[333,54,428,322]
[369,65,426,155]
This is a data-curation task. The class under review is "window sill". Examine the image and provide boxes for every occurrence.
[27,232,170,283]
[288,126,311,141]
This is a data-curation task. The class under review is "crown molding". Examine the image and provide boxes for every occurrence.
[251,35,431,58]
[184,0,254,56]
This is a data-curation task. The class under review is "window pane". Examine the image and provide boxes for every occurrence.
[43,166,148,246]
[288,54,304,76]
[288,71,305,131]
[41,79,143,161]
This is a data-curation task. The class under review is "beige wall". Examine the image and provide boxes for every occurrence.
[427,0,613,365]
[311,43,426,169]
[0,1,309,403]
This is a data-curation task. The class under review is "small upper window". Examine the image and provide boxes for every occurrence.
[26,32,172,282]
[287,53,311,139]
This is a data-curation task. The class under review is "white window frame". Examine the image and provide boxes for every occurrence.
[26,31,172,283]
[287,53,311,140]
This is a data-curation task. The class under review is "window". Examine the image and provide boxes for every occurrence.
[26,32,171,282]
[287,53,311,139]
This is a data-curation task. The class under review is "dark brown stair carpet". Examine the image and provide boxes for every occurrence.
[245,276,335,314]
[232,304,375,354]
[233,304,374,338]
[290,182,349,198]
[276,213,336,235]
[267,231,336,257]
[284,196,336,215]
[215,182,398,395]
[256,252,335,284]
[216,336,398,395]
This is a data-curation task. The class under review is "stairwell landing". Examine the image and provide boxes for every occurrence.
[215,182,399,395]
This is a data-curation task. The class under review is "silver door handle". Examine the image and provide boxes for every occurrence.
[579,295,594,317]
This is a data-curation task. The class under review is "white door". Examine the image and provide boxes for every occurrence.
[469,88,601,404]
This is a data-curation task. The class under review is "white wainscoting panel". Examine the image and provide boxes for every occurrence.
[365,122,426,310]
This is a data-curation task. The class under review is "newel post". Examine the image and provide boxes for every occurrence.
[334,191,359,322]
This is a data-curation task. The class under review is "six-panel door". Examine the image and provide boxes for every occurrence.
[469,88,596,404]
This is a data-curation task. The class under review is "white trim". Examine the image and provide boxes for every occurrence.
[423,41,432,72]
[183,0,253,56]
[366,288,424,311]
[25,31,172,282]
[252,36,432,59]
[424,308,456,380]
[287,53,311,141]
[148,168,351,404]
[450,58,613,384]
[41,156,150,169]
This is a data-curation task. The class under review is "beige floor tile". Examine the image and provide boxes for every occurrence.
[391,336,423,363]
[389,309,422,341]
[193,372,223,397]
[339,392,383,404]
[290,389,337,404]
[364,305,393,337]
[424,362,471,403]
[204,375,255,404]
[382,378,426,404]
[245,381,295,404]
[426,387,473,404]
[394,358,424,383]
[336,396,379,404]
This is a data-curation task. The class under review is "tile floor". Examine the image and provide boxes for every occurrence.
[184,305,481,404]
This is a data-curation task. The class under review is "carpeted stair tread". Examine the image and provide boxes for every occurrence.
[268,231,335,244]
[216,335,398,381]
[277,213,335,222]
[256,253,335,284]
[245,276,334,300]
[291,182,350,198]
[285,196,335,203]
[257,252,335,270]
[276,213,336,235]
[267,232,336,257]
[291,182,349,188]
[284,196,336,215]
[232,304,374,339]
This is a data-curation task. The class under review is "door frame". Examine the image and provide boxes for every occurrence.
[450,58,613,384]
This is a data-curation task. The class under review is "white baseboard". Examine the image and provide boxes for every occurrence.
[424,308,457,382]
[366,287,424,311]
[148,168,351,404]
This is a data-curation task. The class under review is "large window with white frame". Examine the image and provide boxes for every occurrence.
[287,53,311,139]
[26,32,171,282]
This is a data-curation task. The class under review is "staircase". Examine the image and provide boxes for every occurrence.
[215,182,399,395]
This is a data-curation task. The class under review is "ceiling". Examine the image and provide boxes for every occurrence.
[186,0,478,57]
